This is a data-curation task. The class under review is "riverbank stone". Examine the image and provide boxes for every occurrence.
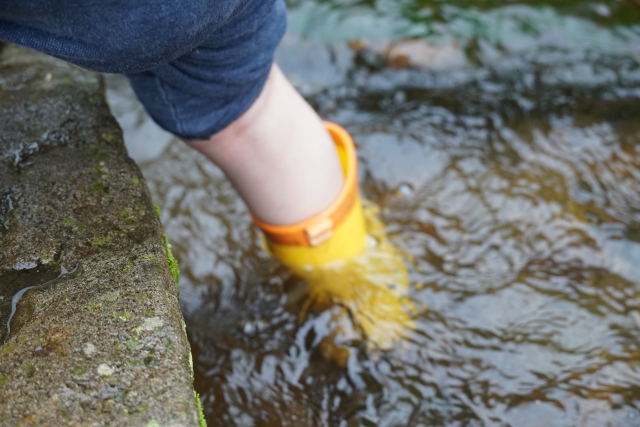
[0,45,201,426]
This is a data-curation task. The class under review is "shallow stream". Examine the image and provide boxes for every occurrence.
[106,1,640,425]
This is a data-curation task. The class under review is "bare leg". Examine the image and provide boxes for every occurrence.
[189,64,344,225]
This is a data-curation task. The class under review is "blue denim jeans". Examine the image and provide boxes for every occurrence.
[0,0,287,139]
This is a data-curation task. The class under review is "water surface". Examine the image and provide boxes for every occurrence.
[106,1,640,425]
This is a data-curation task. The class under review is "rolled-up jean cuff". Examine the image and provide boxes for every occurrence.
[126,0,287,140]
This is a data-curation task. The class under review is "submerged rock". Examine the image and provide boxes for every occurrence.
[0,45,201,426]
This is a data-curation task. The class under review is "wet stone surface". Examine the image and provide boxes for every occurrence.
[0,45,199,426]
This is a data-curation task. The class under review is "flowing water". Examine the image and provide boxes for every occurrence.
[106,1,640,425]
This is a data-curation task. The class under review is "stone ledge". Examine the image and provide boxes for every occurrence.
[0,45,200,426]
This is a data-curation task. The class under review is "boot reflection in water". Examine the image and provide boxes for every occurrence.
[252,122,416,357]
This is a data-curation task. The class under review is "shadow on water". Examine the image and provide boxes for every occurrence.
[106,0,640,425]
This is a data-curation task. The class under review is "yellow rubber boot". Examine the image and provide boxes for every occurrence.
[251,122,367,267]
[251,122,416,354]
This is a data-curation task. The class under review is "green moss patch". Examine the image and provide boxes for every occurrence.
[126,340,142,351]
[92,163,109,175]
[70,365,87,377]
[92,236,110,247]
[195,391,207,427]
[155,206,180,287]
[21,364,36,378]
[119,208,132,220]
[163,234,180,285]
[119,208,136,226]
[112,311,132,322]
[101,133,114,142]
[85,302,100,311]
[89,181,106,193]
[63,217,86,231]
[0,342,15,356]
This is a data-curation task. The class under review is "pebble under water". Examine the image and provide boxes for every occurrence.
[106,1,640,425]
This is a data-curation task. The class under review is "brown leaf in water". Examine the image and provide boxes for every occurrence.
[347,38,465,70]
[384,39,464,70]
[347,39,368,52]
[388,53,411,69]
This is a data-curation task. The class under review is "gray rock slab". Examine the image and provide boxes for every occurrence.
[0,44,201,426]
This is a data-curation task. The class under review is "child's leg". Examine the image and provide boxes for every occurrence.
[121,0,344,225]
[188,64,344,226]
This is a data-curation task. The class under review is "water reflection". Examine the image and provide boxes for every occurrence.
[106,1,640,424]
[374,113,640,426]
